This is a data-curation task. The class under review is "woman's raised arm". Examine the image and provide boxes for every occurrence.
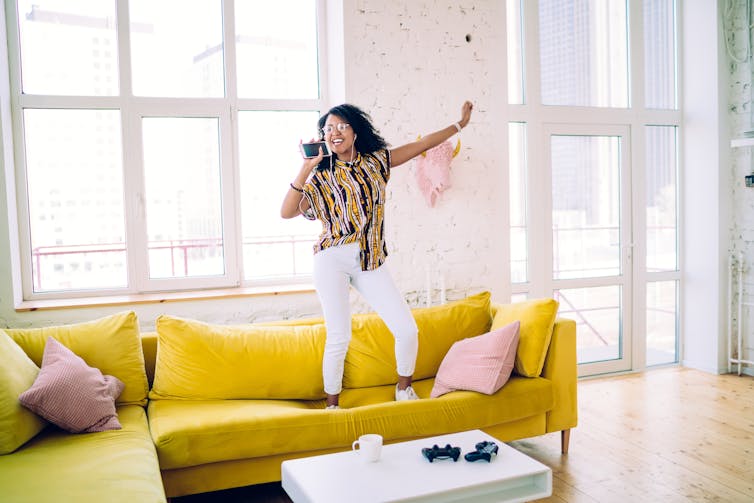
[389,101,473,168]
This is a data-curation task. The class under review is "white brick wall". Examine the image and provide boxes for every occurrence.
[342,0,507,312]
[725,1,754,370]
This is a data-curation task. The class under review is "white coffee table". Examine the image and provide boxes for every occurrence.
[281,429,552,503]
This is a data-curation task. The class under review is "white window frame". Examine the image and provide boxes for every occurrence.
[508,0,682,374]
[3,0,330,302]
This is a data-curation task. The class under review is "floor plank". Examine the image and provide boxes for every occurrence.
[173,367,754,502]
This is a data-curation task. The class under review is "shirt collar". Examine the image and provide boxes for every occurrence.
[333,152,362,168]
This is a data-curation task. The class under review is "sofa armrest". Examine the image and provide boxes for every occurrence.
[541,318,578,436]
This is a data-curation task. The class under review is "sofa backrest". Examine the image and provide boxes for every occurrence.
[343,291,492,388]
[148,318,327,400]
[8,311,150,406]
[490,298,559,377]
[140,292,563,399]
[142,293,492,400]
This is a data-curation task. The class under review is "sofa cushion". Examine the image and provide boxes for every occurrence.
[343,291,492,388]
[150,316,327,400]
[0,405,166,503]
[0,330,47,454]
[6,312,148,406]
[430,321,520,398]
[19,337,125,433]
[147,375,552,470]
[491,298,559,377]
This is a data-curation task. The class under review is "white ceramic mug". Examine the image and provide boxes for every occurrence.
[352,433,383,462]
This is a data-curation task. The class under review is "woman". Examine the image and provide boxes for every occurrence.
[281,101,473,409]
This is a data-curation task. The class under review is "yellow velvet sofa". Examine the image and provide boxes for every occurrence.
[143,292,578,498]
[0,292,577,501]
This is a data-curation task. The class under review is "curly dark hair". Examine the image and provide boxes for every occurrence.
[318,104,389,155]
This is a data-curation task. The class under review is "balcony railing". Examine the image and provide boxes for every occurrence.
[31,235,316,291]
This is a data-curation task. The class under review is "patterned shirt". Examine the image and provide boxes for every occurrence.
[302,149,391,271]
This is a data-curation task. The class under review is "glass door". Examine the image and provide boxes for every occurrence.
[545,124,632,376]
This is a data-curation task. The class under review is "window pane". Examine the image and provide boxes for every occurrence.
[235,0,319,99]
[552,135,621,279]
[24,109,126,291]
[645,126,677,272]
[646,281,678,366]
[507,0,525,104]
[142,118,224,278]
[509,122,528,283]
[17,1,118,96]
[644,0,677,109]
[130,0,224,97]
[556,286,622,364]
[239,111,320,280]
[539,0,628,107]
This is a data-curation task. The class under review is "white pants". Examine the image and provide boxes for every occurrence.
[313,243,418,395]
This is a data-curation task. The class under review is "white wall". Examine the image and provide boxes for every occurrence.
[681,0,731,374]
[0,1,509,331]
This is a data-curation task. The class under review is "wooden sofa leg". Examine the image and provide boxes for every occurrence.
[561,429,571,454]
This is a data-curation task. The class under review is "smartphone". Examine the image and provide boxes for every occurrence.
[300,141,331,159]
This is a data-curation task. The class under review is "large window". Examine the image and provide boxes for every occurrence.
[506,0,680,375]
[7,0,323,299]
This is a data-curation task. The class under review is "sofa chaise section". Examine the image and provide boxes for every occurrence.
[0,405,165,503]
[1,312,167,503]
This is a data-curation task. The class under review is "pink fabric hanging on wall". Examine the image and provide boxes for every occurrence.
[414,140,457,207]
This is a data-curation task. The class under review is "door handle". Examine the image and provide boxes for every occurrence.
[622,242,634,261]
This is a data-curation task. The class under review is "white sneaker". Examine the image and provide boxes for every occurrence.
[395,384,419,401]
[326,404,340,410]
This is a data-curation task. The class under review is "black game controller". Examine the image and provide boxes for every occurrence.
[422,444,461,462]
[464,440,499,462]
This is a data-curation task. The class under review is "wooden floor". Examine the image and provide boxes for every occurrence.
[174,367,754,502]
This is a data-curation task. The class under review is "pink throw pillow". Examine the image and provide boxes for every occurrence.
[430,321,520,398]
[19,337,124,433]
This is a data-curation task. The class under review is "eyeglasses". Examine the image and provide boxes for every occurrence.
[322,123,351,134]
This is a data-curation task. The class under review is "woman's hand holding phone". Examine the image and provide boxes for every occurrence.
[298,139,324,180]
[300,140,331,159]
